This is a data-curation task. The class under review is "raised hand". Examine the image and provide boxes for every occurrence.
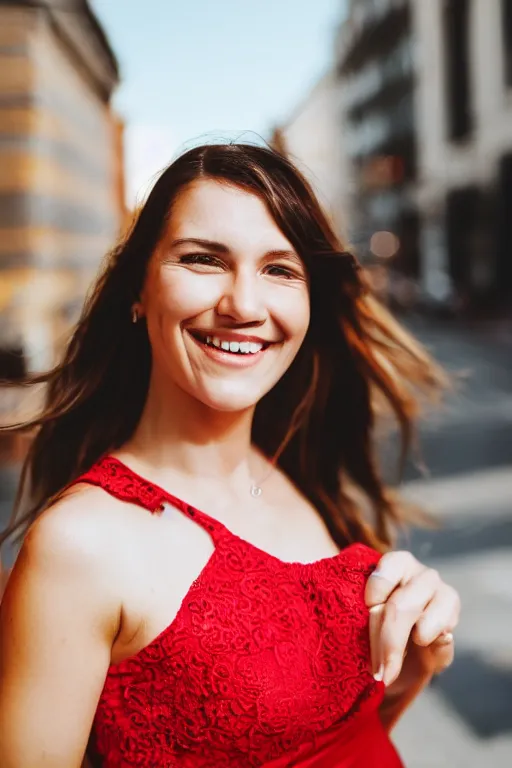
[366,550,460,695]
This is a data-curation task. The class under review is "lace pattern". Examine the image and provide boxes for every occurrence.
[76,456,392,767]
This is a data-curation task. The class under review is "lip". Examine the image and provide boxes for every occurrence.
[186,330,273,368]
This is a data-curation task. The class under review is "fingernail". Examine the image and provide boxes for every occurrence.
[373,663,384,682]
[436,631,454,645]
[382,653,402,687]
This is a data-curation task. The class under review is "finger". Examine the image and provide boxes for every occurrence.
[430,630,455,672]
[411,586,460,647]
[435,630,455,645]
[412,588,459,676]
[368,603,385,676]
[378,567,441,686]
[365,551,423,608]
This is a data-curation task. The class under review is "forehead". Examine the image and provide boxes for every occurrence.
[164,179,295,251]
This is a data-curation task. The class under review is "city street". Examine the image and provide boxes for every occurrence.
[0,315,510,765]
[392,316,512,766]
[1,0,510,764]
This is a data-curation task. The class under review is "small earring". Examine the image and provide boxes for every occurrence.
[131,307,139,324]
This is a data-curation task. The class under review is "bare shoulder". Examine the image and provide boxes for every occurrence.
[25,484,125,567]
[18,483,145,601]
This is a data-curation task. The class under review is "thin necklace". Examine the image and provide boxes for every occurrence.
[249,459,276,498]
[249,483,263,498]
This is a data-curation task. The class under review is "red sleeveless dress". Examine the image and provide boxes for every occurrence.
[75,456,404,767]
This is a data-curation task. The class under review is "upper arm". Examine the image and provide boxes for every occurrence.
[0,492,121,767]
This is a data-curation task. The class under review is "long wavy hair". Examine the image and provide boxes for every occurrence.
[0,143,446,552]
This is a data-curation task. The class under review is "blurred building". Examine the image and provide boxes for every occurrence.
[413,0,512,311]
[336,0,512,313]
[336,0,418,305]
[0,0,125,460]
[271,70,352,242]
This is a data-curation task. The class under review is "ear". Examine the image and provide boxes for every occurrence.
[137,281,150,318]
[131,300,145,318]
[131,301,146,324]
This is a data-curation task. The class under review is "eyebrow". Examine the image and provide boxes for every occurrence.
[169,237,302,263]
[170,238,229,252]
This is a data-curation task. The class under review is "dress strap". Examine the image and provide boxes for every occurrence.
[72,455,225,540]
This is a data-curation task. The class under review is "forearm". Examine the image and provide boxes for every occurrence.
[0,566,10,600]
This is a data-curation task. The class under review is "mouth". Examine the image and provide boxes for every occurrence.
[187,330,274,357]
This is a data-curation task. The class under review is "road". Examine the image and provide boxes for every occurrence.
[391,315,512,767]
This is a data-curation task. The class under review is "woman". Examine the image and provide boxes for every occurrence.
[0,143,459,767]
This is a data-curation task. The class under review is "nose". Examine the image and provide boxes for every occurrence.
[216,269,266,326]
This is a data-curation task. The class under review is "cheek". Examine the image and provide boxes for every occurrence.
[155,271,220,321]
[273,289,310,345]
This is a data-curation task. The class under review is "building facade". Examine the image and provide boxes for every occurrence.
[336,0,512,312]
[412,0,512,310]
[0,0,124,458]
[336,0,419,301]
[272,70,352,241]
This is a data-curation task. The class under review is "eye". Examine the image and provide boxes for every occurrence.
[178,253,224,269]
[264,264,303,280]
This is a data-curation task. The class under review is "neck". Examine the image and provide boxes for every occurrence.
[125,371,259,484]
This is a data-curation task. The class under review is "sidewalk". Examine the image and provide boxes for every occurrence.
[394,687,512,768]
[393,465,512,767]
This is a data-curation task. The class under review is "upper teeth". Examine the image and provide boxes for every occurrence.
[205,336,263,354]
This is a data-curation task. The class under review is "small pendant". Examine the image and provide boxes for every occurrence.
[250,484,262,498]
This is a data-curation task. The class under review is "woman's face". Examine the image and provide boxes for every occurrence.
[139,179,310,413]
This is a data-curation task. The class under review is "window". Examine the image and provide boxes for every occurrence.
[503,0,512,87]
[444,0,472,140]
[0,347,26,382]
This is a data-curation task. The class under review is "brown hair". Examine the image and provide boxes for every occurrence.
[0,143,446,552]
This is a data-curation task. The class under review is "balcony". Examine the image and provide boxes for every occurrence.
[337,0,410,74]
[344,96,415,158]
[341,36,414,112]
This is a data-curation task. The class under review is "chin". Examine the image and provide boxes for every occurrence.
[195,383,264,414]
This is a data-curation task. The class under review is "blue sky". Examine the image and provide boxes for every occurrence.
[91,0,346,205]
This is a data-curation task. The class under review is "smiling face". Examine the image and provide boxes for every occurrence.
[138,179,310,413]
